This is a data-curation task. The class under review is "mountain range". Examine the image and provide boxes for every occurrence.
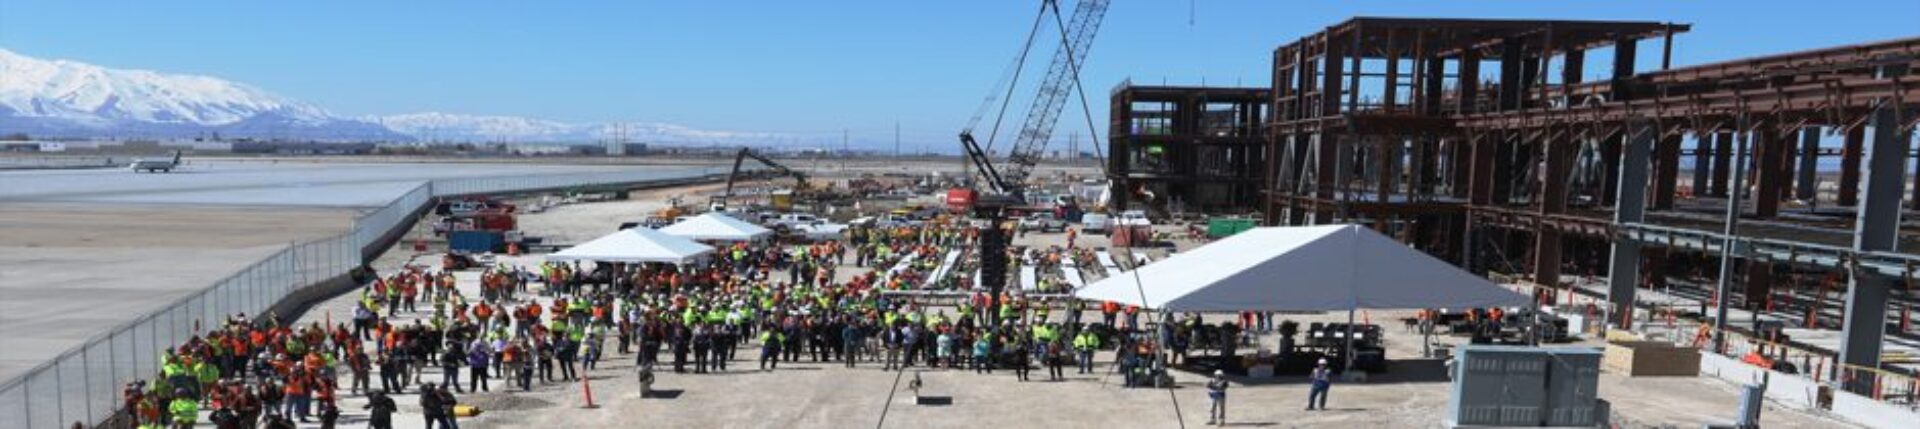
[0,48,799,145]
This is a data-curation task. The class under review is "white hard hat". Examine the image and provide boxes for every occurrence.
[1317,358,1329,365]
[1213,369,1224,376]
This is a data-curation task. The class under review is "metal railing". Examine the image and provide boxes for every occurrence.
[0,166,728,428]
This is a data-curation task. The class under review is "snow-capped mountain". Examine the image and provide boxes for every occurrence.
[373,112,821,146]
[0,48,840,146]
[374,112,597,142]
[0,48,408,140]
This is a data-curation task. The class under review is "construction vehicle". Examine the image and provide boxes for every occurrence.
[129,150,182,173]
[956,0,1112,330]
[714,147,809,212]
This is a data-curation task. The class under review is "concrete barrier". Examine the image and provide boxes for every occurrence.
[1698,353,1919,428]
[1831,390,1920,429]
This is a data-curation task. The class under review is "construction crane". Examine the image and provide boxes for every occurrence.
[959,0,1110,203]
[957,0,1112,334]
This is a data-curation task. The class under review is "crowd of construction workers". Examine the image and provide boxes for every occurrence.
[111,219,1185,428]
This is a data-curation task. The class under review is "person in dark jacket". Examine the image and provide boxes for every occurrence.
[362,391,396,429]
[440,346,464,392]
[420,383,446,429]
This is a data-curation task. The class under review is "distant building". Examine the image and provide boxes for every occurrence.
[231,141,374,155]
[0,141,67,152]
[1107,84,1270,215]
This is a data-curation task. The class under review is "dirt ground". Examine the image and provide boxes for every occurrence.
[260,191,1857,429]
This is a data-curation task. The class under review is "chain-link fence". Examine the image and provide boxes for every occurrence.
[0,166,727,428]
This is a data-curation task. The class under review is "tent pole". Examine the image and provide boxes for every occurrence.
[1345,308,1357,374]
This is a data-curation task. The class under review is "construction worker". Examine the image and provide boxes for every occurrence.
[1207,370,1229,425]
[1307,358,1332,411]
[166,389,198,429]
[1072,329,1099,374]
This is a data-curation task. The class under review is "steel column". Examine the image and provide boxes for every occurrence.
[1712,119,1751,353]
[1608,122,1655,329]
[1601,135,1622,206]
[1692,133,1712,197]
[1754,127,1784,218]
[1314,133,1338,222]
[1839,105,1905,392]
[1534,136,1573,294]
[1711,132,1734,197]
[1458,50,1481,114]
[1839,126,1864,206]
[1797,128,1820,201]
[1652,133,1682,209]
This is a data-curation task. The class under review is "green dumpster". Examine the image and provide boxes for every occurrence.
[1206,217,1257,238]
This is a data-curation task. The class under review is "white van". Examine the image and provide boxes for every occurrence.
[1080,213,1112,233]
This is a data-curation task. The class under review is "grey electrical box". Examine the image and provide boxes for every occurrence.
[1447,345,1606,428]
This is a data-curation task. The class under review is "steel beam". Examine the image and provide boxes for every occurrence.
[1839,104,1905,392]
[1608,122,1655,329]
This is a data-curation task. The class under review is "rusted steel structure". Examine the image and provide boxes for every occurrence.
[1108,84,1270,214]
[1256,17,1920,395]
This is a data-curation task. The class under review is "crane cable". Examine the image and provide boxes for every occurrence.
[980,1,1054,154]
[1046,0,1110,176]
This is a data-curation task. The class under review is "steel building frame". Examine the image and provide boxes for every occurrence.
[1256,17,1920,396]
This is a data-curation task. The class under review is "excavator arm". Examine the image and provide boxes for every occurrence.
[721,148,808,204]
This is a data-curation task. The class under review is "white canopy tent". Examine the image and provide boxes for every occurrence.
[1075,224,1529,372]
[659,212,773,242]
[1074,224,1526,312]
[547,227,715,264]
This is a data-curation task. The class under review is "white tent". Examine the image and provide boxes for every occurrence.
[1074,224,1527,312]
[659,212,772,242]
[547,227,714,264]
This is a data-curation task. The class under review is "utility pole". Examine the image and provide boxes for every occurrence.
[1069,132,1079,160]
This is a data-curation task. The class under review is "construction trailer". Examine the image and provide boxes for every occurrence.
[1108,84,1271,215]
[1133,16,1920,403]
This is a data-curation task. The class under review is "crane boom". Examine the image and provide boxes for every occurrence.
[1002,0,1110,189]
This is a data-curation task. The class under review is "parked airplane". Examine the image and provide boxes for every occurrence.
[130,150,182,173]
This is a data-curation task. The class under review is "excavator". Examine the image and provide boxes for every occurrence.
[712,147,809,212]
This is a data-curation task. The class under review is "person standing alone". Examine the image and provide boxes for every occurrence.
[1206,370,1229,425]
[1307,358,1332,410]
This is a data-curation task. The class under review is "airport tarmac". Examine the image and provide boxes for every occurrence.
[0,159,712,207]
[0,159,722,383]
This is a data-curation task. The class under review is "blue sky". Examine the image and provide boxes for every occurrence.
[3,1,1916,151]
